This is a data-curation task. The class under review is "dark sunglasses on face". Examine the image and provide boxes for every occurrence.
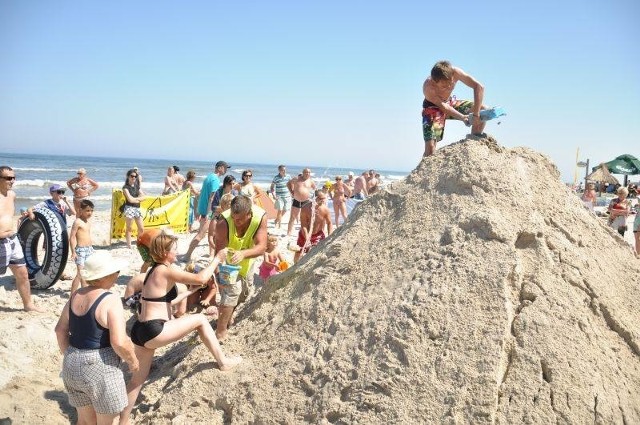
[55,190,65,195]
[244,174,252,178]
[1,176,16,181]
[129,174,138,178]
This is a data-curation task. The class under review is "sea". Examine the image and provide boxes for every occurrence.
[0,153,409,213]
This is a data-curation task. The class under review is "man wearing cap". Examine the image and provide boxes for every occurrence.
[181,161,230,261]
[345,171,355,191]
[26,184,76,225]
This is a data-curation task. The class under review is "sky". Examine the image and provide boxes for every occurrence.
[1,0,639,182]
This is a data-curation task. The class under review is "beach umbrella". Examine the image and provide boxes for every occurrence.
[598,154,640,185]
[585,163,619,185]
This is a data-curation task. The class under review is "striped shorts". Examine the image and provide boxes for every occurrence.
[0,234,26,274]
[61,346,128,415]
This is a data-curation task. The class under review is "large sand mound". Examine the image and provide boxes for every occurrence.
[135,137,640,424]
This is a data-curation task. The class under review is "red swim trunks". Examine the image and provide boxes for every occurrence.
[296,229,326,253]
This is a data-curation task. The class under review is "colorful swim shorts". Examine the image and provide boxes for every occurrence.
[75,246,95,266]
[422,98,475,142]
[0,234,26,274]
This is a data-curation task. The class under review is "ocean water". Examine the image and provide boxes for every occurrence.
[0,153,409,213]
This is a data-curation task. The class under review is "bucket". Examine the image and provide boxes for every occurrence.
[218,264,241,286]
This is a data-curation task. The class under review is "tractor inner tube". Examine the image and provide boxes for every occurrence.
[17,207,69,290]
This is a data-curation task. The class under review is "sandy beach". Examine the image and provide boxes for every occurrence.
[0,209,297,423]
[1,137,639,423]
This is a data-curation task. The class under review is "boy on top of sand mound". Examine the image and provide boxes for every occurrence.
[422,60,486,157]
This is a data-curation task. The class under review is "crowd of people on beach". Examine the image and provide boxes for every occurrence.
[0,159,386,422]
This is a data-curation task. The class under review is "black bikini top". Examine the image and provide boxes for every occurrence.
[141,263,178,303]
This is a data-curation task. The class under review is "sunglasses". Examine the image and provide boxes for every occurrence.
[1,176,16,181]
[129,174,138,178]
[243,174,253,178]
[54,190,65,194]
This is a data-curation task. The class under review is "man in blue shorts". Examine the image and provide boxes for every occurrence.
[0,165,44,312]
[422,60,486,157]
[269,165,292,230]
[182,160,230,261]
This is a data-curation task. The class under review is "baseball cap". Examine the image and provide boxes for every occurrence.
[49,184,65,193]
[348,171,354,177]
[215,161,231,169]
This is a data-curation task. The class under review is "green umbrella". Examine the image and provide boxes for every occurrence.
[598,154,640,175]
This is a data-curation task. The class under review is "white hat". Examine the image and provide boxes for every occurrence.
[348,171,354,177]
[81,251,126,281]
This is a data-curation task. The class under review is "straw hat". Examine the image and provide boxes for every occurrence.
[81,251,126,281]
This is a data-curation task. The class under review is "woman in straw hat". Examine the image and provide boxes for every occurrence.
[54,250,139,424]
[121,230,241,422]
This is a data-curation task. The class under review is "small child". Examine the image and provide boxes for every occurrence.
[259,234,286,284]
[69,200,95,294]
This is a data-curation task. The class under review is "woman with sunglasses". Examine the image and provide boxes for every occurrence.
[122,169,146,249]
[122,232,241,421]
[234,170,257,202]
[67,168,99,213]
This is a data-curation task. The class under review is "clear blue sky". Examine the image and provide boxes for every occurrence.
[1,1,638,181]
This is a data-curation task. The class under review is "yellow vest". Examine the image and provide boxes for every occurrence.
[222,205,265,277]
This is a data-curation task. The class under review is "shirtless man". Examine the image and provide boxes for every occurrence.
[0,166,43,312]
[294,190,333,263]
[173,166,186,187]
[422,60,486,157]
[352,172,368,200]
[286,168,316,236]
[366,170,379,195]
[345,172,355,191]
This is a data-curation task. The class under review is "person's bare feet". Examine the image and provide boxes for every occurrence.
[216,331,227,343]
[24,304,45,313]
[219,355,242,371]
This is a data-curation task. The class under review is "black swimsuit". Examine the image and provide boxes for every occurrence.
[130,264,178,347]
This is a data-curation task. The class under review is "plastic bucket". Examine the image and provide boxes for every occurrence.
[218,264,241,286]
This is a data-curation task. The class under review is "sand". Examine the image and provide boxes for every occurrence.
[1,136,639,424]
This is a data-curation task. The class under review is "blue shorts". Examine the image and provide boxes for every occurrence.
[75,246,95,266]
[0,234,26,274]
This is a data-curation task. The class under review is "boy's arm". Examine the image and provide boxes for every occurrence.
[69,222,78,258]
[454,67,484,117]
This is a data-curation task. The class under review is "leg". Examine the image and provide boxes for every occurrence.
[287,207,300,236]
[148,314,241,369]
[333,201,340,226]
[71,267,82,294]
[96,412,120,425]
[183,216,209,261]
[75,406,97,425]
[10,264,43,312]
[124,274,144,299]
[275,209,283,228]
[135,217,144,237]
[424,139,437,157]
[120,346,154,425]
[634,232,640,256]
[216,305,234,341]
[339,202,348,225]
[125,218,133,248]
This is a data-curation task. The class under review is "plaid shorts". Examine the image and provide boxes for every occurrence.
[61,346,128,415]
[0,234,26,274]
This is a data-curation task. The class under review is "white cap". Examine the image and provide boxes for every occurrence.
[348,171,354,177]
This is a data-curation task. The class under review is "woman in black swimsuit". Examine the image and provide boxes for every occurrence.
[122,231,242,420]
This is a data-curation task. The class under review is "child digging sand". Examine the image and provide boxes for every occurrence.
[258,234,286,284]
[69,200,95,294]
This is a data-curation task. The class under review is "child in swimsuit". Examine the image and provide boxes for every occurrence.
[258,234,286,284]
[70,200,95,294]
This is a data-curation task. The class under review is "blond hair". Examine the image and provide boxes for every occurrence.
[149,230,178,263]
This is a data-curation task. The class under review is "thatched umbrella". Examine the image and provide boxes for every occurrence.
[586,163,619,193]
